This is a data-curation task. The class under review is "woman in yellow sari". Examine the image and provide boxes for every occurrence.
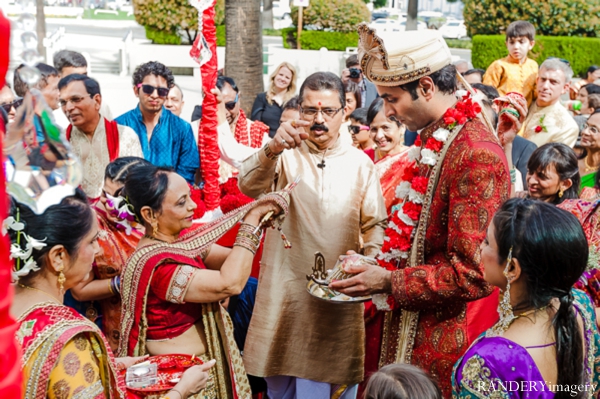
[9,192,212,399]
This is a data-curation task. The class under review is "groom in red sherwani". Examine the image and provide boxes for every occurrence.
[330,26,510,397]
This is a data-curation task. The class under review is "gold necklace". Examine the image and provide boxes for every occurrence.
[18,283,62,304]
[143,234,170,243]
[585,156,599,173]
[514,304,549,321]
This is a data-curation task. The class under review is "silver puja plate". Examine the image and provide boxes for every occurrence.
[305,252,373,304]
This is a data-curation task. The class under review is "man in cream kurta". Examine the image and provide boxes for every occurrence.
[69,118,142,198]
[519,58,579,148]
[239,72,387,399]
[58,74,143,199]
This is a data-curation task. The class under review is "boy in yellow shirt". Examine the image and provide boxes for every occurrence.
[483,21,538,105]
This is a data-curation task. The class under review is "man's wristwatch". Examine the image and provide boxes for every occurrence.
[264,142,282,160]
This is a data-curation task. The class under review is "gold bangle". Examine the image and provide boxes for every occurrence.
[107,278,115,295]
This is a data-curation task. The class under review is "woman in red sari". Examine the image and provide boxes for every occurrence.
[9,191,211,399]
[361,97,412,396]
[118,165,290,399]
[70,157,150,352]
[368,97,410,212]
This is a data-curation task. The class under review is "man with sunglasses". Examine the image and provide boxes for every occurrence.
[58,74,143,199]
[214,75,270,182]
[115,61,199,184]
[238,71,387,399]
[519,58,579,148]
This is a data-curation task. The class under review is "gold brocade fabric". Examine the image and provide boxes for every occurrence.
[482,56,538,106]
[519,101,579,148]
[238,136,388,385]
[17,302,125,399]
[69,117,143,198]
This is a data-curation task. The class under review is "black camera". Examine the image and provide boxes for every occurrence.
[349,68,362,79]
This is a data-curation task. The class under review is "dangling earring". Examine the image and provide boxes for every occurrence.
[558,189,564,198]
[490,247,515,336]
[57,265,66,295]
[152,221,159,237]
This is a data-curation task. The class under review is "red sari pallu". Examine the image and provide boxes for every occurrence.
[119,190,292,399]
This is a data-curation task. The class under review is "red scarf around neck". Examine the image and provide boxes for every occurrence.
[67,118,120,161]
[234,109,269,149]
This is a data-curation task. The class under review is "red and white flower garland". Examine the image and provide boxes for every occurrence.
[373,93,481,311]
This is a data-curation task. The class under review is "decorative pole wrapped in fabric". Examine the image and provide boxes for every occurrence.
[190,0,220,214]
[0,9,23,398]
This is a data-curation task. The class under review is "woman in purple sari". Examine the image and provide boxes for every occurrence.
[452,198,600,399]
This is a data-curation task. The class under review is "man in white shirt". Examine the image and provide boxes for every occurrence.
[520,58,579,147]
[58,74,142,199]
[53,50,113,122]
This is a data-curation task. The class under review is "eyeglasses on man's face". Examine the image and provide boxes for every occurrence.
[583,123,600,135]
[59,95,93,108]
[137,83,169,98]
[300,107,343,119]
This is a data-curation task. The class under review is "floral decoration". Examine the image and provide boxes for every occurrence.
[534,114,547,133]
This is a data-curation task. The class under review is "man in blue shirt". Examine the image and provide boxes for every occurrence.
[115,61,199,183]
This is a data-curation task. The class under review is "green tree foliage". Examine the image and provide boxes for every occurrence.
[291,0,370,33]
[463,0,600,37]
[215,0,225,25]
[281,28,359,50]
[364,0,387,8]
[133,0,197,43]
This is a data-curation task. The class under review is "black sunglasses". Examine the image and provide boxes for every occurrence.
[1,97,23,113]
[348,125,369,134]
[225,93,239,111]
[137,84,169,98]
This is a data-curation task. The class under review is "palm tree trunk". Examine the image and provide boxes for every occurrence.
[262,0,274,30]
[225,0,264,114]
[405,0,418,31]
[36,0,46,58]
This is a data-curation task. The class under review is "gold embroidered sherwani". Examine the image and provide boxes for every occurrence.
[519,101,579,148]
[69,116,143,198]
[483,56,538,105]
[238,136,387,385]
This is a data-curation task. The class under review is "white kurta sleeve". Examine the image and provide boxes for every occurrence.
[218,122,261,169]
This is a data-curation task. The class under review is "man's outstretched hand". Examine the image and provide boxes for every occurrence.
[328,253,392,297]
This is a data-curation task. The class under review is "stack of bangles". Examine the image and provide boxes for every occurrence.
[108,275,121,295]
[510,168,517,184]
[499,108,520,119]
[234,222,262,255]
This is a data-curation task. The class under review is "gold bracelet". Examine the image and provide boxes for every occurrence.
[107,278,115,295]
[264,143,282,160]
